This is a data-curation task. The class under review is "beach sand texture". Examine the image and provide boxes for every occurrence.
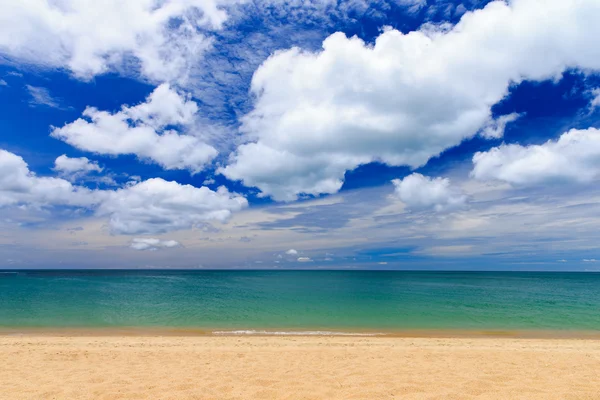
[1,336,600,399]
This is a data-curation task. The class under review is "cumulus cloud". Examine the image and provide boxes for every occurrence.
[297,257,312,262]
[53,155,103,181]
[221,0,600,200]
[52,84,217,172]
[392,173,466,211]
[97,178,248,235]
[130,238,181,251]
[471,128,600,186]
[222,144,361,201]
[285,249,298,255]
[0,0,233,82]
[0,149,101,208]
[1,149,248,235]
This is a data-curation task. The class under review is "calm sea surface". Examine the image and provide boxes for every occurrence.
[1,270,599,332]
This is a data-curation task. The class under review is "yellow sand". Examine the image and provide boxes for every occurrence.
[2,336,600,399]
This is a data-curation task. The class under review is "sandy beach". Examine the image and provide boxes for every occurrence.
[1,335,600,399]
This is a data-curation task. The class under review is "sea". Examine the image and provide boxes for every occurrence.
[1,270,599,334]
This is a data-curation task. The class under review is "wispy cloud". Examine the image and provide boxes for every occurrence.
[590,88,600,110]
[25,85,64,109]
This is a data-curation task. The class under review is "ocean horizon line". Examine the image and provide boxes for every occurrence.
[2,268,600,273]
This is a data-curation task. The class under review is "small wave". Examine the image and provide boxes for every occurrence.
[212,330,384,336]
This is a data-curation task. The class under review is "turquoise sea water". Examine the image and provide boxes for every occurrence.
[1,270,599,332]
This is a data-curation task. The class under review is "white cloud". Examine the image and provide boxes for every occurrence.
[130,238,181,251]
[1,148,248,235]
[52,84,217,172]
[222,144,361,201]
[582,259,598,263]
[0,149,101,208]
[0,0,233,82]
[471,128,600,186]
[0,79,7,86]
[479,113,522,139]
[297,257,312,262]
[26,85,62,108]
[392,173,466,211]
[97,178,248,235]
[54,155,103,181]
[591,88,600,110]
[221,0,600,200]
[285,248,298,255]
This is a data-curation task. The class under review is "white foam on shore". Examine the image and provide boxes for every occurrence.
[212,330,384,336]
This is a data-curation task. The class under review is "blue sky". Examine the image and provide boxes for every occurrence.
[1,0,600,270]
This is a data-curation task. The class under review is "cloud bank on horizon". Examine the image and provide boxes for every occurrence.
[1,0,600,269]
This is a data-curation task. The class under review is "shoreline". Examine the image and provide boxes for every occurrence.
[2,326,600,339]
